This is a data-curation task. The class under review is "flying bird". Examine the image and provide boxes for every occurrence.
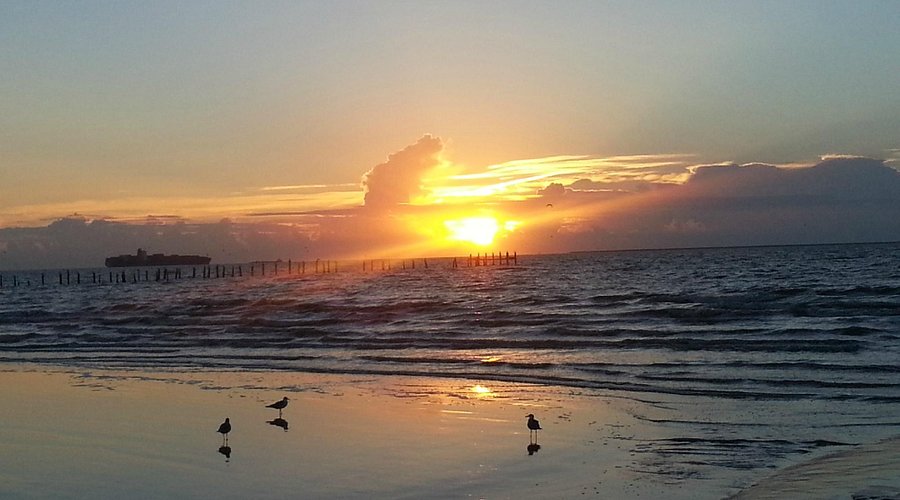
[266,397,289,416]
[218,417,231,445]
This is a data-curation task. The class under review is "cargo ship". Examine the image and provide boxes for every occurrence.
[105,248,211,267]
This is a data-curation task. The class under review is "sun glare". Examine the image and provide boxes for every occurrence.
[444,217,500,246]
[468,384,495,399]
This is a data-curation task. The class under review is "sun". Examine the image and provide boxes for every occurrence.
[444,217,500,246]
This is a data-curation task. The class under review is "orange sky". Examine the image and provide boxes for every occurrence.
[2,2,900,268]
[3,135,899,271]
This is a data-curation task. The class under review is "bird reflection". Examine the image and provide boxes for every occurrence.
[527,443,541,455]
[268,417,289,431]
[218,445,232,462]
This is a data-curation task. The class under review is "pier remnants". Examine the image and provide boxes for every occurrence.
[0,251,519,290]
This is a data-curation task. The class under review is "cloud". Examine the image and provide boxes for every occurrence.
[0,217,321,270]
[683,157,900,202]
[2,145,899,270]
[518,156,900,253]
[537,182,566,198]
[361,135,444,208]
[422,153,692,204]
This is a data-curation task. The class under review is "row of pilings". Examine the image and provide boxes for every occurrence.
[0,252,518,289]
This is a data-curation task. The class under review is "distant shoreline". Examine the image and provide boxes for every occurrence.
[2,239,899,273]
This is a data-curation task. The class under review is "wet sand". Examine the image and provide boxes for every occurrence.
[1,363,897,499]
[730,436,900,500]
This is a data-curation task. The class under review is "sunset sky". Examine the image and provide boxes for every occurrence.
[2,1,899,269]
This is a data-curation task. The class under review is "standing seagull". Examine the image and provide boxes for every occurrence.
[217,417,231,445]
[266,397,289,417]
[526,414,542,443]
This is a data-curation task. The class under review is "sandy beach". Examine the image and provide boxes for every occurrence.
[2,363,898,499]
[0,363,718,499]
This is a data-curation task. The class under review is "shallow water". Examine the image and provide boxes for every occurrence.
[2,243,899,492]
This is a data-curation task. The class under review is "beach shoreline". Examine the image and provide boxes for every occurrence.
[0,363,718,498]
[2,362,897,499]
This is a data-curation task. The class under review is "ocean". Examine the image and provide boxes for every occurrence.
[2,242,899,494]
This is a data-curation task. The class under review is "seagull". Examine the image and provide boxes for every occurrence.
[218,417,231,445]
[266,397,289,417]
[527,414,542,443]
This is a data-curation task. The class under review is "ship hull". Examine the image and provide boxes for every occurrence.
[105,252,211,268]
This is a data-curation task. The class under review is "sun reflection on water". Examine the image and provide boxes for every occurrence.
[469,384,494,398]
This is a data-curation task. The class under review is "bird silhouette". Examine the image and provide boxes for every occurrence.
[218,417,231,445]
[526,414,542,443]
[266,397,289,417]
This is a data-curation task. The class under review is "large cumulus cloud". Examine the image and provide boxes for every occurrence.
[361,135,444,208]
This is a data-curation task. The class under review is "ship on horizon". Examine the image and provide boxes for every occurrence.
[105,248,211,268]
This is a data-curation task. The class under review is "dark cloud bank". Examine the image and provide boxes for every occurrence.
[518,156,900,254]
[1,154,899,270]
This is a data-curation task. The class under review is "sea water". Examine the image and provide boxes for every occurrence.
[2,243,899,495]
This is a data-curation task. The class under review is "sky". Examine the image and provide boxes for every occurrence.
[1,1,899,269]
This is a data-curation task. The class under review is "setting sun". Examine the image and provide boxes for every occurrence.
[444,217,500,246]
